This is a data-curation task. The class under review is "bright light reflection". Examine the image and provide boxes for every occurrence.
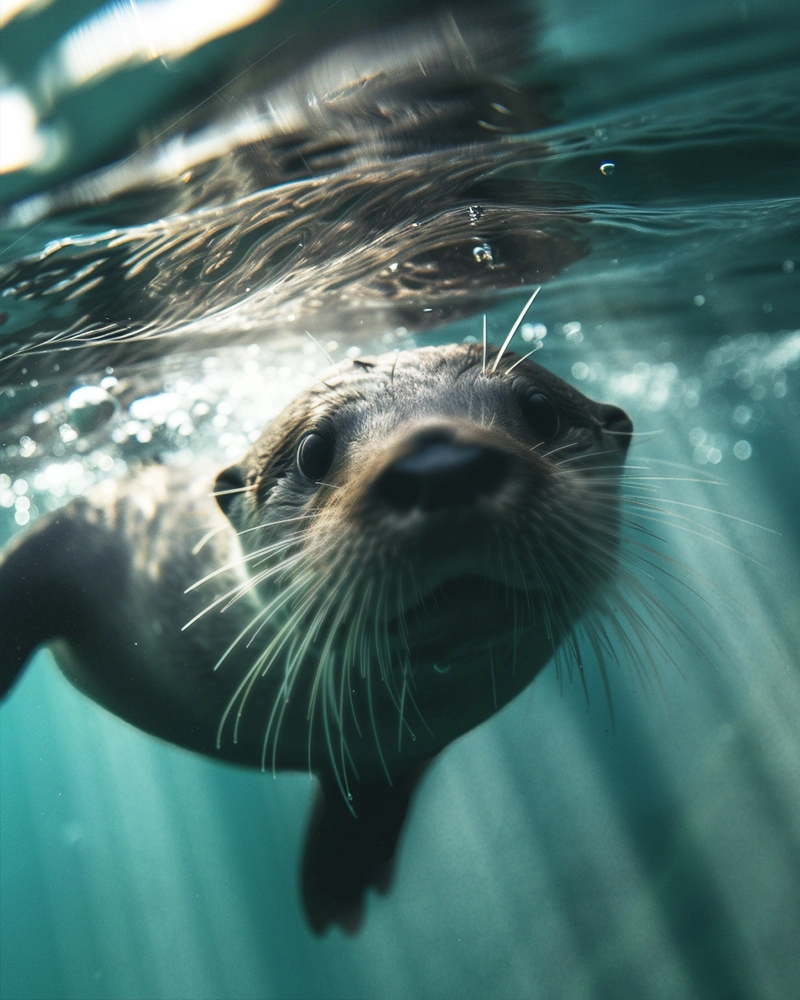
[0,0,56,30]
[0,85,46,172]
[39,0,281,101]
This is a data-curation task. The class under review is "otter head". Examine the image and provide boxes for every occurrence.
[213,344,632,772]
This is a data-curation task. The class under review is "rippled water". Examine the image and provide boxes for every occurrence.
[1,1,799,998]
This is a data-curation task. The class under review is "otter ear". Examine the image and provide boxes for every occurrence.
[599,404,633,455]
[213,465,247,519]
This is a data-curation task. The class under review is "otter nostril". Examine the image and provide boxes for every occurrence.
[375,439,510,512]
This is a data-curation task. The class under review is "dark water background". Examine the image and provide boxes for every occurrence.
[1,1,799,998]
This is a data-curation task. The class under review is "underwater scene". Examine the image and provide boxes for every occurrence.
[0,0,799,997]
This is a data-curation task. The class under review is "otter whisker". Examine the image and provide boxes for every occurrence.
[397,655,411,753]
[232,564,337,746]
[304,330,336,367]
[235,512,317,538]
[619,505,732,544]
[305,556,361,800]
[262,569,344,772]
[327,571,367,797]
[215,577,314,749]
[209,484,257,498]
[182,547,304,630]
[191,523,228,555]
[616,474,729,487]
[489,285,541,374]
[505,347,542,374]
[219,551,306,615]
[577,617,614,722]
[555,454,643,469]
[185,532,303,594]
[342,585,372,742]
[622,495,778,534]
[488,645,498,710]
[623,512,770,569]
[542,439,586,461]
[634,455,727,475]
[216,568,313,676]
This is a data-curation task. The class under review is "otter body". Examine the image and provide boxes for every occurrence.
[0,343,632,931]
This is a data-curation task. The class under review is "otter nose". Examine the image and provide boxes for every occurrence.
[375,432,509,512]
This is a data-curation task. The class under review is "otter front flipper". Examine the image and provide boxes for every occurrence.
[301,765,429,934]
[0,505,122,698]
[0,517,66,696]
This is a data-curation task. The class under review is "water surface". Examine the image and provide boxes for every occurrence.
[1,1,799,998]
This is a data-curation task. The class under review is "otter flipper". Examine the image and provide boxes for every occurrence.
[0,519,60,696]
[0,505,115,697]
[301,765,428,934]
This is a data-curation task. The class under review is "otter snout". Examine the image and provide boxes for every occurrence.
[373,429,510,513]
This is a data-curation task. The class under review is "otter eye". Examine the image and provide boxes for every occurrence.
[297,432,335,481]
[520,391,560,439]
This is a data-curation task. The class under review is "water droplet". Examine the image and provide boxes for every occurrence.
[733,440,752,460]
[600,161,615,176]
[468,205,484,223]
[472,244,493,264]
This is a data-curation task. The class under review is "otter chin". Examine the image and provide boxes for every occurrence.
[0,342,632,934]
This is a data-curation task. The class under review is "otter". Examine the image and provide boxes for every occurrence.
[0,341,632,933]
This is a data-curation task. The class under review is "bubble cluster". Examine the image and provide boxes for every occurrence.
[0,338,353,535]
[541,320,798,468]
[1,324,797,536]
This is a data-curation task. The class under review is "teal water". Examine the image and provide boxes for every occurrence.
[1,1,799,998]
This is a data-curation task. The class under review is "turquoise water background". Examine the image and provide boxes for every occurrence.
[1,1,799,998]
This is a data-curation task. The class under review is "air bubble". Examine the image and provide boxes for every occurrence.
[689,427,707,446]
[68,385,117,433]
[521,322,546,343]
